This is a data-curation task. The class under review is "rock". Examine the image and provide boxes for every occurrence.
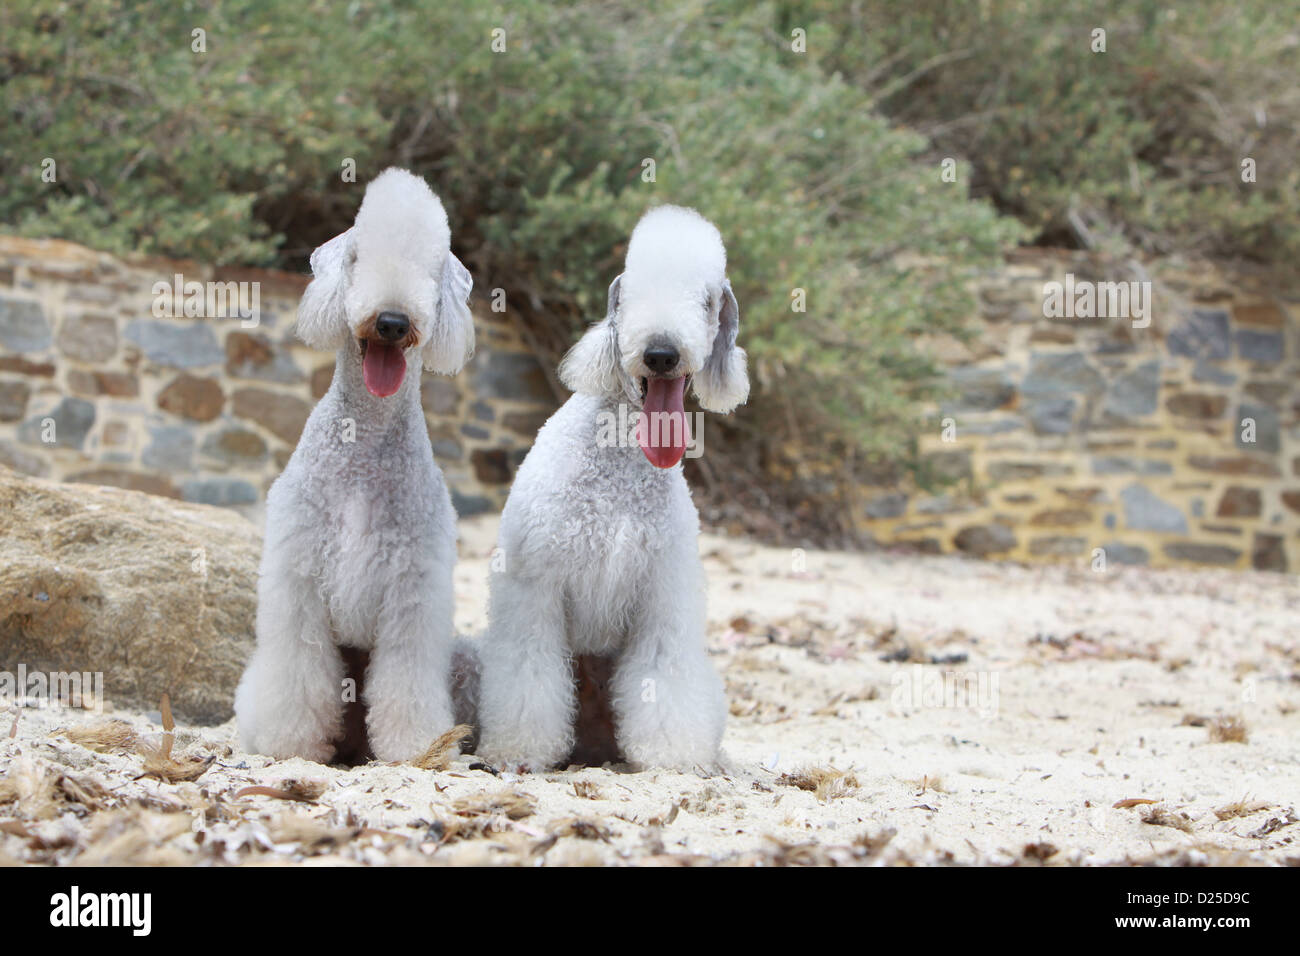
[0,356,55,377]
[1167,309,1230,360]
[1091,457,1173,476]
[57,313,118,362]
[67,468,180,499]
[1022,352,1104,396]
[1101,541,1149,566]
[1233,301,1285,327]
[471,350,553,403]
[943,367,1016,413]
[470,448,512,485]
[1024,396,1077,434]
[310,363,335,399]
[1162,542,1241,566]
[451,488,493,517]
[914,495,971,515]
[141,426,195,471]
[864,492,908,519]
[460,423,490,441]
[225,330,303,383]
[1187,455,1279,478]
[1243,381,1288,405]
[427,423,464,462]
[1216,486,1261,518]
[1101,360,1160,420]
[421,377,460,416]
[922,449,972,483]
[1056,487,1108,504]
[0,439,49,477]
[200,427,268,466]
[471,400,495,422]
[502,409,552,438]
[0,380,30,421]
[1165,392,1226,418]
[17,397,95,450]
[231,388,310,445]
[0,467,257,722]
[1235,402,1280,453]
[1235,329,1283,364]
[181,478,259,507]
[953,523,1016,556]
[1120,484,1188,534]
[1028,536,1086,556]
[67,369,139,398]
[1252,533,1287,572]
[1029,508,1091,527]
[955,417,1022,435]
[0,296,53,351]
[1191,361,1236,386]
[1281,491,1300,515]
[987,461,1072,482]
[157,374,225,422]
[123,319,224,368]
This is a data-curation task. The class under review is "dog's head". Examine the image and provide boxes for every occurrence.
[295,167,474,397]
[559,205,749,467]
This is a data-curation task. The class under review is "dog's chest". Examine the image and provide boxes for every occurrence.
[319,481,438,647]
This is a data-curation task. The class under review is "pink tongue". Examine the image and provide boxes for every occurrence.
[363,342,405,397]
[638,376,689,468]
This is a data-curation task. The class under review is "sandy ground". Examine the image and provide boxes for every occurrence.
[2,515,1298,866]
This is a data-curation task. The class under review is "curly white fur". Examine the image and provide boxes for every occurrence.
[235,168,475,763]
[477,205,748,772]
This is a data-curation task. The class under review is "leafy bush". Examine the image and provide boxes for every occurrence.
[1,0,1023,536]
[772,0,1300,263]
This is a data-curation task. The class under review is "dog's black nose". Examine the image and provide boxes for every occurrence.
[375,311,410,342]
[643,345,680,375]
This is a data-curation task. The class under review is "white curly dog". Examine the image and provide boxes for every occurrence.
[476,205,748,772]
[235,168,475,764]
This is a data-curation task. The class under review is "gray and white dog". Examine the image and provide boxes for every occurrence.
[476,206,749,772]
[235,168,475,763]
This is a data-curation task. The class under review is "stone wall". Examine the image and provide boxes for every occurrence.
[0,237,557,521]
[864,250,1299,572]
[2,236,1296,572]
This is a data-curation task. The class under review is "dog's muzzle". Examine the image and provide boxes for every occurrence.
[359,311,415,398]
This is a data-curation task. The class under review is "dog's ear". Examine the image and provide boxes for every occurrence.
[559,274,623,396]
[296,228,354,351]
[693,278,749,413]
[423,251,475,375]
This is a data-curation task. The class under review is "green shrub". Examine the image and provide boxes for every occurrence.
[771,0,1300,263]
[1,0,1023,532]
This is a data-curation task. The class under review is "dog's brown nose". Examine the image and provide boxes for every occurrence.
[375,311,409,342]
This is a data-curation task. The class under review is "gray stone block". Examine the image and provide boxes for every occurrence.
[18,398,95,450]
[1120,483,1188,534]
[124,319,223,368]
[0,296,52,351]
[142,425,195,471]
[1167,309,1230,360]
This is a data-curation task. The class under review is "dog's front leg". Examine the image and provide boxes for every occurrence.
[235,566,344,763]
[611,560,726,772]
[477,576,575,772]
[365,582,457,762]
